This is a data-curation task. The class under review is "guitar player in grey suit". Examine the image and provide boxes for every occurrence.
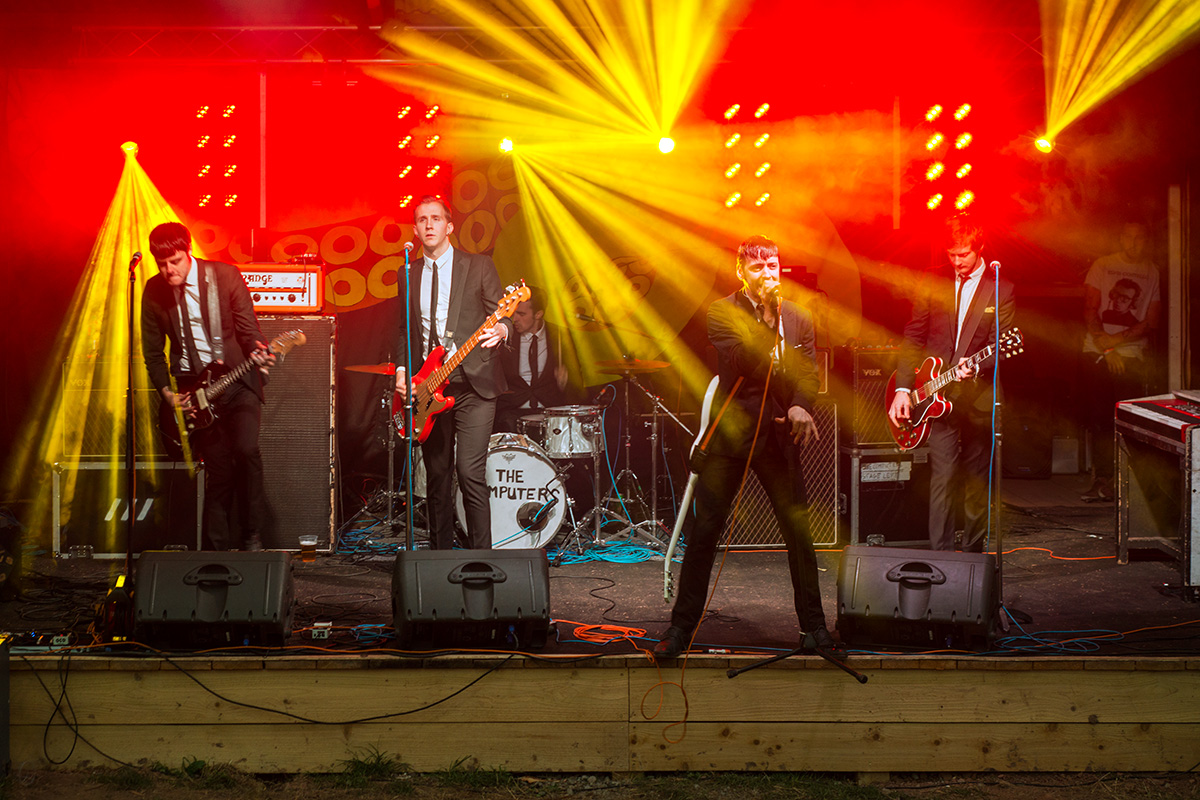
[888,214,1016,552]
[394,195,513,550]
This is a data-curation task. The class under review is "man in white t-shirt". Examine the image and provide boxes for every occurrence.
[1080,222,1161,502]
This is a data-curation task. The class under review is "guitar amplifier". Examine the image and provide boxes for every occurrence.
[834,344,897,447]
[240,264,323,314]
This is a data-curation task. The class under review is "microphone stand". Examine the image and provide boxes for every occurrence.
[403,245,416,550]
[125,253,140,577]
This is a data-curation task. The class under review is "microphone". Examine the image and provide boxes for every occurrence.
[575,312,595,323]
[403,241,415,253]
[989,260,1001,270]
[129,251,142,268]
[766,285,782,307]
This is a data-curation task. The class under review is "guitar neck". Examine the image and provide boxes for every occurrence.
[427,310,505,385]
[921,342,995,398]
[204,357,256,400]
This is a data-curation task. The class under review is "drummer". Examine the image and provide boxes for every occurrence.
[494,286,581,434]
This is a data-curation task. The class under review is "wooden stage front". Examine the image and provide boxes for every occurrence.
[7,478,1200,774]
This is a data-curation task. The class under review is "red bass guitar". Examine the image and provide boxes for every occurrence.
[392,282,530,443]
[886,327,1023,451]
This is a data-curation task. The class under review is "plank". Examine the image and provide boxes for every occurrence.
[10,666,628,726]
[630,666,1200,723]
[10,721,628,773]
[629,721,1200,772]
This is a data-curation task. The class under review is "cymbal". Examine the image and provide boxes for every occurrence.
[595,358,670,375]
[344,362,398,376]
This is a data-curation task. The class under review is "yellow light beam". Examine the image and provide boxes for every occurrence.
[1041,0,1200,139]
[3,144,182,554]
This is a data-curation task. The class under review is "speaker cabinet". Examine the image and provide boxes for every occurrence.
[722,400,838,548]
[257,316,335,551]
[839,445,930,547]
[835,345,897,448]
[837,545,997,650]
[133,551,295,648]
[60,360,162,457]
[392,549,550,650]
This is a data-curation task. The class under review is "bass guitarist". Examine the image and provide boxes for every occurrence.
[887,214,1015,552]
[141,221,276,551]
[394,195,512,550]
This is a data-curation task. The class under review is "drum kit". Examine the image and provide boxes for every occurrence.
[343,353,691,553]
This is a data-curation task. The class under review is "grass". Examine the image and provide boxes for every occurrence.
[434,757,516,790]
[321,745,413,792]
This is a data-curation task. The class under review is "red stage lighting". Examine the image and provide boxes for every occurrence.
[196,105,211,119]
[925,104,943,122]
[221,104,236,118]
[197,164,211,177]
[398,105,412,119]
[198,194,212,207]
[724,191,742,207]
[753,133,769,148]
[954,103,971,121]
[724,133,741,148]
[723,103,740,120]
[926,162,945,180]
[754,162,770,177]
[223,194,238,207]
[927,193,944,210]
[955,190,975,209]
[399,165,413,178]
[398,135,412,149]
[222,134,237,148]
[753,103,770,119]
[197,135,211,148]
[725,162,741,178]
[424,104,440,119]
[925,132,944,151]
[955,163,972,179]
[954,133,972,150]
[425,135,440,149]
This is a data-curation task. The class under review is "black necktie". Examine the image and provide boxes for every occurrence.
[177,287,202,374]
[529,333,539,389]
[954,278,965,335]
[428,261,440,352]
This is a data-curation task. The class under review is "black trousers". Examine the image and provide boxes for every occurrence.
[190,382,267,551]
[670,430,827,637]
[1081,353,1146,481]
[927,395,993,552]
[420,381,496,550]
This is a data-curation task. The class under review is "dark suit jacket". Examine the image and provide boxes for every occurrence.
[496,322,582,415]
[897,265,1016,410]
[140,258,265,401]
[396,248,514,400]
[708,291,820,457]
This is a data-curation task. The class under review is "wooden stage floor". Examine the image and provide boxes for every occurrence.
[5,474,1199,773]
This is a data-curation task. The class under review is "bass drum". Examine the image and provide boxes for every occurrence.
[455,433,567,549]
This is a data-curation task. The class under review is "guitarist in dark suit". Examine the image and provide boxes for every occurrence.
[654,235,833,660]
[394,196,513,550]
[888,214,1016,552]
[140,222,276,551]
[494,286,579,433]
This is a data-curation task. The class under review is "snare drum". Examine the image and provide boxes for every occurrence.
[517,413,546,444]
[543,405,605,459]
[455,433,566,549]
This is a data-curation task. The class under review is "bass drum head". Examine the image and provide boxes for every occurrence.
[455,433,566,549]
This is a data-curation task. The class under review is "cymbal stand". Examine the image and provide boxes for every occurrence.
[607,375,651,523]
[563,449,626,553]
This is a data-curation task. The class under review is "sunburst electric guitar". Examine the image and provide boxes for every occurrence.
[886,327,1024,451]
[159,330,306,447]
[392,282,530,443]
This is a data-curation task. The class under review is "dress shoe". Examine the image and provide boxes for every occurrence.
[803,626,840,652]
[653,626,688,661]
[1081,478,1113,503]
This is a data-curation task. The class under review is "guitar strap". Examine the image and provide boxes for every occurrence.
[202,261,225,362]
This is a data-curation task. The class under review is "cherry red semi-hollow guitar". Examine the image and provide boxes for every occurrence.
[886,327,1023,451]
[392,282,530,443]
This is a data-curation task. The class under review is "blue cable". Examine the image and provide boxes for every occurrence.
[601,406,634,523]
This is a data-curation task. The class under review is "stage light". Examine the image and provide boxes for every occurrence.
[197,135,211,148]
[121,141,138,155]
[196,105,210,119]
[222,134,237,148]
[954,103,971,120]
[724,191,742,208]
[223,165,237,177]
[398,105,412,119]
[399,164,413,178]
[499,138,513,152]
[224,194,238,207]
[425,104,440,119]
[724,162,741,178]
[199,193,212,207]
[724,133,741,148]
[754,103,769,119]
[221,104,236,118]
[425,135,440,149]
[754,162,770,177]
[197,164,211,177]
[925,104,943,122]
[954,133,972,149]
[955,163,972,179]
[399,194,413,207]
[754,192,770,206]
[955,190,975,209]
[1035,137,1054,153]
[398,135,412,149]
[658,137,675,154]
[926,162,945,181]
[753,133,769,147]
[927,193,944,210]
[426,165,441,177]
[723,103,740,120]
[925,132,944,151]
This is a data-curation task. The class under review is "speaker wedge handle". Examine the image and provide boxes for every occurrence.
[885,561,948,586]
[183,563,246,586]
[449,562,509,584]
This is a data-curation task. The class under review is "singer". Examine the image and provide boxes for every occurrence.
[887,214,1015,552]
[654,234,833,660]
